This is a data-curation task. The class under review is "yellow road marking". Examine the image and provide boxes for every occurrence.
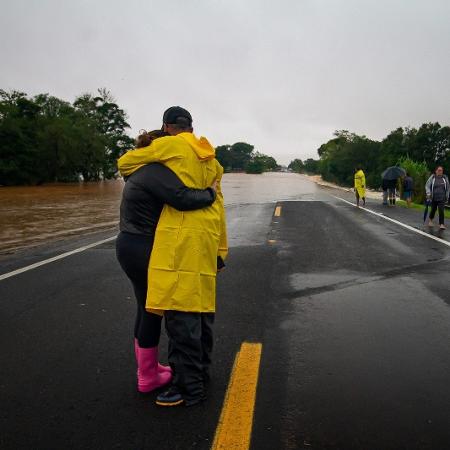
[212,342,263,450]
[274,206,282,217]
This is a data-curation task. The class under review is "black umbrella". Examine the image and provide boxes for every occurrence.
[381,166,406,180]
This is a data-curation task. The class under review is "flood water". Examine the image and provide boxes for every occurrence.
[0,173,316,254]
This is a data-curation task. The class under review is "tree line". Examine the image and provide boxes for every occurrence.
[0,88,134,185]
[216,142,278,174]
[1,88,280,186]
[289,123,450,202]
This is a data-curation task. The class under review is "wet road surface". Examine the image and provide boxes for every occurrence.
[1,174,449,450]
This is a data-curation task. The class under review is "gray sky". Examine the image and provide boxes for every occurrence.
[1,0,449,165]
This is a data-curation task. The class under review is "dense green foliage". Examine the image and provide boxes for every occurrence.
[289,123,450,202]
[0,89,134,185]
[288,158,320,174]
[216,142,278,174]
[396,157,430,204]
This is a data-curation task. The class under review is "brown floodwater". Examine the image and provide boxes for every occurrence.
[0,173,316,254]
[0,181,124,254]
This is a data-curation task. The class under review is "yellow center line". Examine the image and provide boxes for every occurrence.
[274,206,282,217]
[212,342,263,450]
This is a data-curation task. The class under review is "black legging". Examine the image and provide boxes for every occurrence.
[116,231,162,348]
[429,200,445,225]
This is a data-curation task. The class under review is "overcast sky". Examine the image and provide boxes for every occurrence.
[1,0,449,165]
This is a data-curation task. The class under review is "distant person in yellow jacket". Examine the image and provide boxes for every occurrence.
[354,166,366,207]
[117,106,227,407]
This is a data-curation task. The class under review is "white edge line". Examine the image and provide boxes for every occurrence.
[331,195,450,248]
[0,236,117,282]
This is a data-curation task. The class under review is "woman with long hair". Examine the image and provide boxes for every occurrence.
[425,166,449,230]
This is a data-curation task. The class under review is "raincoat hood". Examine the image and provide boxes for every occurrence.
[117,133,216,178]
[178,133,216,161]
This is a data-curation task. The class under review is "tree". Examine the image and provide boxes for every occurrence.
[230,142,254,170]
[74,89,134,179]
[303,158,320,174]
[215,145,232,170]
[0,90,42,185]
[0,88,134,185]
[288,159,304,173]
[245,152,278,174]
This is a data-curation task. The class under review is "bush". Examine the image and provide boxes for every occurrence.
[397,157,429,204]
[245,159,264,174]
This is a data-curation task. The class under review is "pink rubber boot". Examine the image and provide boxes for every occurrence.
[134,339,171,375]
[135,343,172,393]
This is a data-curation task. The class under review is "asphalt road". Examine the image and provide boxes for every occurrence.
[1,177,449,450]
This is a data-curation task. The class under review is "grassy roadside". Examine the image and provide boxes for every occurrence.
[396,199,450,218]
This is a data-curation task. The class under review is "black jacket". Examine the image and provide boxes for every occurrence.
[119,163,216,236]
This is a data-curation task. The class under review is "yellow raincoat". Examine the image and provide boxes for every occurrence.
[354,169,366,198]
[117,133,227,313]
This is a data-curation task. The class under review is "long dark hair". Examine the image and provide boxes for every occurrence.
[136,129,168,148]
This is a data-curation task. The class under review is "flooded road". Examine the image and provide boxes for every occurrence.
[0,181,124,254]
[0,173,317,254]
[221,172,318,205]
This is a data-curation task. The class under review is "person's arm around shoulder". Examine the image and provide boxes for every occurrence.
[117,137,185,178]
[143,163,216,211]
[215,161,228,266]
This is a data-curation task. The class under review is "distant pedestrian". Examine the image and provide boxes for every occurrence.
[354,166,366,207]
[403,172,414,207]
[425,166,449,230]
[382,178,397,206]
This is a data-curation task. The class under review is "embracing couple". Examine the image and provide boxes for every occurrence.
[116,107,227,407]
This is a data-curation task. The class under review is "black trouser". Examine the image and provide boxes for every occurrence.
[165,311,215,402]
[429,200,445,225]
[355,190,365,204]
[388,188,396,204]
[116,232,162,348]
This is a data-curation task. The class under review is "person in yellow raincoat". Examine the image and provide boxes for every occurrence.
[354,166,366,207]
[117,106,227,407]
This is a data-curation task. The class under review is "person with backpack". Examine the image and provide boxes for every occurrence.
[425,166,449,230]
[403,172,414,207]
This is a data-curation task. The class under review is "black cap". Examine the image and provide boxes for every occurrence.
[162,106,192,126]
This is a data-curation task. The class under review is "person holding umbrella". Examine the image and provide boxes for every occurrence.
[354,166,366,207]
[381,166,406,206]
[425,166,449,230]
